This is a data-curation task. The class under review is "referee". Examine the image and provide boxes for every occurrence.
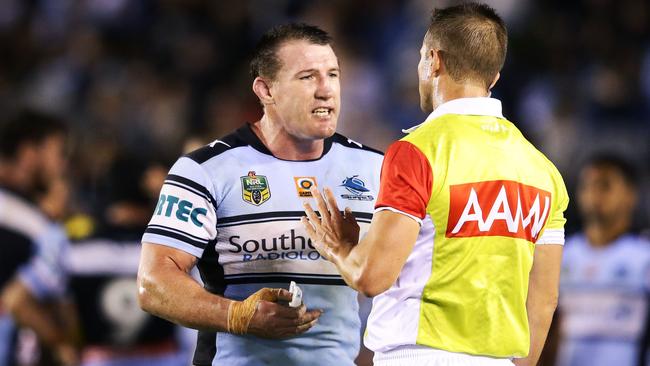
[303,3,568,366]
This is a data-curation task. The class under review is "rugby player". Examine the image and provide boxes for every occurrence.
[303,3,569,365]
[553,155,650,366]
[0,110,78,365]
[137,23,383,365]
[68,157,185,366]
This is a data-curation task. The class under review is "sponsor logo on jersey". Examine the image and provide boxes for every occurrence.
[241,171,271,206]
[446,180,551,242]
[340,175,374,201]
[227,229,323,262]
[154,194,207,227]
[294,176,317,197]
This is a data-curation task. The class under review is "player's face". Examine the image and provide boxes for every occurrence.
[418,41,434,113]
[577,165,637,226]
[268,40,340,140]
[33,134,67,194]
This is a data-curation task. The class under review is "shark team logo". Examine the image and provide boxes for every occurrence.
[340,175,374,201]
[446,180,551,243]
[241,171,271,206]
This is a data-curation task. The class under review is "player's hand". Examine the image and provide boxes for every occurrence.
[301,187,360,262]
[229,288,322,339]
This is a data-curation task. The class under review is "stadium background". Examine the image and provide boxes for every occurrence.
[0,0,649,364]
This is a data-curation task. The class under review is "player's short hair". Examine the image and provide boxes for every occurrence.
[0,109,67,159]
[250,23,333,80]
[584,153,639,188]
[425,2,507,89]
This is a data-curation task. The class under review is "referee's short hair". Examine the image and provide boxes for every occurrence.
[425,2,507,89]
[250,23,333,81]
[0,109,67,159]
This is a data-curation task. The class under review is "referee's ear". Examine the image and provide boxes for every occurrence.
[253,77,275,106]
[489,72,500,91]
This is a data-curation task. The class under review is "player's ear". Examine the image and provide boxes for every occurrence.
[252,77,275,106]
[489,72,500,90]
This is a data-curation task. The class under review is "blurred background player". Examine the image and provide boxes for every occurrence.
[0,110,78,366]
[67,155,189,366]
[137,23,383,365]
[551,154,650,366]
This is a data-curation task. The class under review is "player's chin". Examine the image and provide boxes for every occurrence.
[309,118,337,138]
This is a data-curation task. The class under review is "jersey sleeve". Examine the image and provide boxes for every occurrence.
[536,170,569,245]
[18,224,69,299]
[374,141,433,225]
[142,157,218,258]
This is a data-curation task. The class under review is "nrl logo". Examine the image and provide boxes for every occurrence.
[241,171,271,206]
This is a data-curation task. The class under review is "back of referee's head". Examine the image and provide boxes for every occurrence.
[424,2,508,90]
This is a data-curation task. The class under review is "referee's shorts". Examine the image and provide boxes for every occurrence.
[374,345,514,366]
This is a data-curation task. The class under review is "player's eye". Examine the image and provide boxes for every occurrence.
[300,75,315,80]
[329,72,339,78]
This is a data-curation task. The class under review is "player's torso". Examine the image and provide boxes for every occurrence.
[68,236,178,358]
[0,189,46,290]
[557,234,650,366]
[197,142,382,365]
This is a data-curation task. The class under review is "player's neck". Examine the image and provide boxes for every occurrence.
[584,219,631,247]
[252,117,324,161]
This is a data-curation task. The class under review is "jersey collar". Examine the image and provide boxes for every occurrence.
[237,123,334,161]
[402,97,504,133]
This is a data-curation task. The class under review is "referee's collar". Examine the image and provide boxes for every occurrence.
[403,97,504,133]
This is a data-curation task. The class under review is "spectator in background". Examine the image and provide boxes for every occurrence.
[66,156,188,366]
[554,154,650,366]
[0,110,78,366]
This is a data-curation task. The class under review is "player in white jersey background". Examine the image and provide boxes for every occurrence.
[137,23,383,365]
[543,154,650,366]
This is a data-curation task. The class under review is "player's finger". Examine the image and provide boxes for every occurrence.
[301,217,316,237]
[323,187,343,223]
[273,288,293,302]
[299,309,323,324]
[303,202,321,227]
[293,317,319,334]
[309,187,331,221]
[343,207,358,225]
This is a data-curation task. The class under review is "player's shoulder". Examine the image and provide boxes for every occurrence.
[0,188,51,241]
[618,234,650,254]
[329,133,383,156]
[185,126,252,165]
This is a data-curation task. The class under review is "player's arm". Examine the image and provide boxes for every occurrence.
[138,243,321,338]
[137,243,228,330]
[303,195,419,297]
[513,244,563,366]
[1,279,77,366]
[303,141,429,297]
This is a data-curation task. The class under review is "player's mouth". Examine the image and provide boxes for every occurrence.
[311,107,334,118]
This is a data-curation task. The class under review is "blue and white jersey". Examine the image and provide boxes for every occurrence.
[0,187,70,366]
[142,124,383,366]
[557,233,650,366]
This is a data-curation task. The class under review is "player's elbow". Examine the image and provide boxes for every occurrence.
[354,273,392,298]
[136,271,159,314]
